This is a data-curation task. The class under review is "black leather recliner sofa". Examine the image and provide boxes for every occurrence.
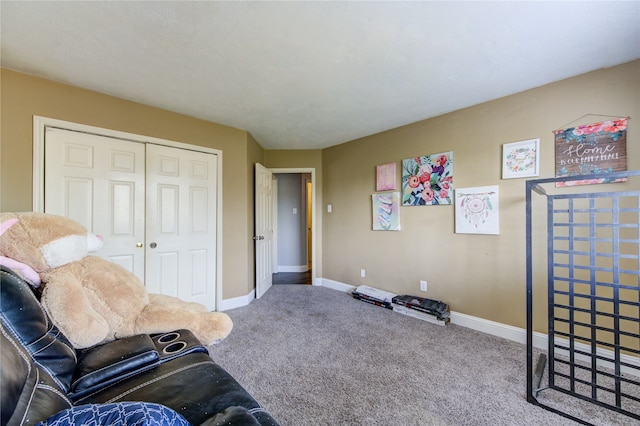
[0,266,279,426]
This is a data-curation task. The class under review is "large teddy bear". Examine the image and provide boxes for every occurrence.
[0,212,233,348]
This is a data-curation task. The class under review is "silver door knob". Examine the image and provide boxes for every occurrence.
[150,242,157,249]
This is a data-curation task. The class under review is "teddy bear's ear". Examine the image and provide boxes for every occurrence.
[0,218,19,234]
[0,218,42,286]
[0,213,48,271]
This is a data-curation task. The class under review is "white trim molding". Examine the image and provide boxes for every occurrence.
[449,311,527,343]
[220,289,255,312]
[316,278,355,292]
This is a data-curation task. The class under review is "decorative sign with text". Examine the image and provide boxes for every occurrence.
[555,118,627,186]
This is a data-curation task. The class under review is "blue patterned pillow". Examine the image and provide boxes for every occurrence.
[36,402,191,426]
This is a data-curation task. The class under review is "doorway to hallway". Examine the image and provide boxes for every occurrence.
[273,173,313,273]
[272,171,313,286]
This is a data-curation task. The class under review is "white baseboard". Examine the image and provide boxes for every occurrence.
[541,334,640,376]
[316,277,355,292]
[277,265,309,273]
[449,311,527,343]
[219,289,255,311]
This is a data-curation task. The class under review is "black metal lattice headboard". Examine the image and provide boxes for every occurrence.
[526,170,640,425]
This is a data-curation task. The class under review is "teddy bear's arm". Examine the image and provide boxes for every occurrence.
[40,270,110,349]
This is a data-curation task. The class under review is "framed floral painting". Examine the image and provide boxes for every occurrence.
[402,152,453,206]
[502,138,540,179]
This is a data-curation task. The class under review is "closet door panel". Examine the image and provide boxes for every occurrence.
[146,144,217,310]
[44,128,146,283]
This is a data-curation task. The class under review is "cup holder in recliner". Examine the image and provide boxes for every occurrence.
[156,332,181,344]
[163,341,188,354]
[151,329,208,363]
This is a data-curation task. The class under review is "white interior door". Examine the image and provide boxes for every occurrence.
[145,144,217,309]
[255,163,273,298]
[44,128,146,281]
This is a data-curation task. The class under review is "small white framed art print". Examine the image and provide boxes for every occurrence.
[455,185,499,235]
[502,138,540,179]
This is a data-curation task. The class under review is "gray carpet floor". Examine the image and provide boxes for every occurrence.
[209,285,636,425]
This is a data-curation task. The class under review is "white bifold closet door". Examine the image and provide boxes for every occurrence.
[44,127,218,310]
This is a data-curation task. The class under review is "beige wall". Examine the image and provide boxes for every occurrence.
[0,68,253,300]
[321,60,639,330]
[265,149,323,277]
[2,61,638,327]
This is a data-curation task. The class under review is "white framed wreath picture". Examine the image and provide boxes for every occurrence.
[502,138,540,179]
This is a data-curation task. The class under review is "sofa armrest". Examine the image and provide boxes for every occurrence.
[75,352,280,425]
[70,334,159,398]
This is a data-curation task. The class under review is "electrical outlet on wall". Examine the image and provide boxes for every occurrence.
[361,269,366,278]
[420,280,428,292]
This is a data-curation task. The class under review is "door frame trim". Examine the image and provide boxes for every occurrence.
[268,167,316,287]
[32,116,224,311]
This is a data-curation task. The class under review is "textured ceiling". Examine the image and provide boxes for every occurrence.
[2,1,639,149]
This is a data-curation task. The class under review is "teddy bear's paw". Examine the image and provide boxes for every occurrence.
[197,312,233,345]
